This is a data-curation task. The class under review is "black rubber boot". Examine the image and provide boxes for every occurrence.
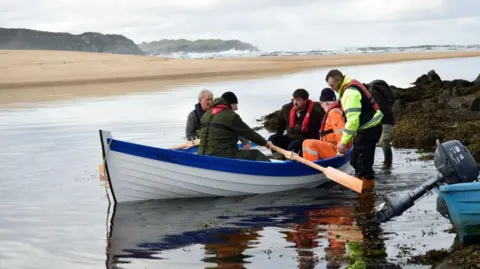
[382,147,393,168]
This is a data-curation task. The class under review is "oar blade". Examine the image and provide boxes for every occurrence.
[324,167,363,193]
[266,144,363,193]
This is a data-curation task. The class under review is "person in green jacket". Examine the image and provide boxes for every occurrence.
[198,91,272,161]
[326,70,383,190]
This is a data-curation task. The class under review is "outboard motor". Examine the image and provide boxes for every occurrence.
[374,139,479,223]
[433,140,479,184]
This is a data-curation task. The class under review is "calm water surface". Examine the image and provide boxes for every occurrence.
[1,57,479,269]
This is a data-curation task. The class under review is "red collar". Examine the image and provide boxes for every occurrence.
[212,104,230,115]
[289,99,314,133]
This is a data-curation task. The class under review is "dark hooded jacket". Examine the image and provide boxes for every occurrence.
[365,80,396,126]
[198,98,267,157]
[185,103,205,141]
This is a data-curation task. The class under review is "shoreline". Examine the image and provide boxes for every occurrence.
[1,50,480,105]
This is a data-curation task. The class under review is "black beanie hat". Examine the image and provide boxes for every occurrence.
[319,87,337,102]
[221,91,238,105]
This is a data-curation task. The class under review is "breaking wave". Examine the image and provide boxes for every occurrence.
[152,45,480,59]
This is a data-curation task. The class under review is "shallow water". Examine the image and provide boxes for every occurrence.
[1,57,479,269]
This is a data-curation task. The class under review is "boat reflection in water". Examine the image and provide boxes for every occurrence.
[105,187,399,269]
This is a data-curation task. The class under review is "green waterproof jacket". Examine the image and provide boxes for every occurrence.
[339,76,383,145]
[198,98,267,158]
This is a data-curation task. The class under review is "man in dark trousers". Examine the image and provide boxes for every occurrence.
[198,91,272,161]
[326,70,383,190]
[268,88,324,156]
[367,80,396,167]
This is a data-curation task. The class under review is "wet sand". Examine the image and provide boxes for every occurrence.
[1,49,480,105]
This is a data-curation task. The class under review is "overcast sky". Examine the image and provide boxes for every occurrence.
[1,0,479,51]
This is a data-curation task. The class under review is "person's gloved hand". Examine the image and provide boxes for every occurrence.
[337,143,347,157]
[265,141,273,149]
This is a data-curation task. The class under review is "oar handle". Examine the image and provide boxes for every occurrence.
[170,139,200,150]
[269,144,290,156]
[172,139,256,151]
[269,144,326,172]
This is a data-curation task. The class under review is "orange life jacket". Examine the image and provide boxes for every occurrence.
[318,102,346,146]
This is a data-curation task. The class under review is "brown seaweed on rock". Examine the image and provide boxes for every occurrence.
[391,70,480,160]
[409,244,480,269]
[254,109,282,132]
[255,70,480,161]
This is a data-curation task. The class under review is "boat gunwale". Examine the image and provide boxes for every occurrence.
[106,137,352,177]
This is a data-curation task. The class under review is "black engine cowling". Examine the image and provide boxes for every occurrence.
[433,139,479,184]
[434,139,479,218]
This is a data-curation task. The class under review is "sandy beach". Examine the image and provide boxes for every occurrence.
[1,49,480,105]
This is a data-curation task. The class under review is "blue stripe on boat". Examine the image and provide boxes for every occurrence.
[107,138,351,177]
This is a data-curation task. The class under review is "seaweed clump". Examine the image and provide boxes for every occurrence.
[409,245,480,269]
[388,70,480,161]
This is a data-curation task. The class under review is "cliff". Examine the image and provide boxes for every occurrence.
[0,27,144,55]
[138,39,259,54]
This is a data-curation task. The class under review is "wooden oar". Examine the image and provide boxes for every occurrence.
[171,139,257,150]
[170,139,200,150]
[269,144,364,193]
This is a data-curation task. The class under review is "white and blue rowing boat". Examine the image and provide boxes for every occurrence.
[99,130,352,203]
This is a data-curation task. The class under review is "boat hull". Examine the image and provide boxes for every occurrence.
[100,130,352,203]
[439,182,480,245]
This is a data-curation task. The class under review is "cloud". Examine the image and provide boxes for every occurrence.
[1,0,479,51]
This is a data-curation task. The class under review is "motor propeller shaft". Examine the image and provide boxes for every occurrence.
[373,175,443,223]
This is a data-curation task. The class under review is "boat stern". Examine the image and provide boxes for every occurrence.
[439,182,480,245]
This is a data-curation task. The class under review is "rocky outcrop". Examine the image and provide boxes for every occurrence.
[255,70,480,160]
[390,70,480,160]
[471,97,480,111]
[0,27,144,55]
[138,39,259,54]
[474,74,480,85]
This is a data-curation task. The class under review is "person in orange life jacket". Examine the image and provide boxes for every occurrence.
[268,88,323,156]
[302,88,350,161]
